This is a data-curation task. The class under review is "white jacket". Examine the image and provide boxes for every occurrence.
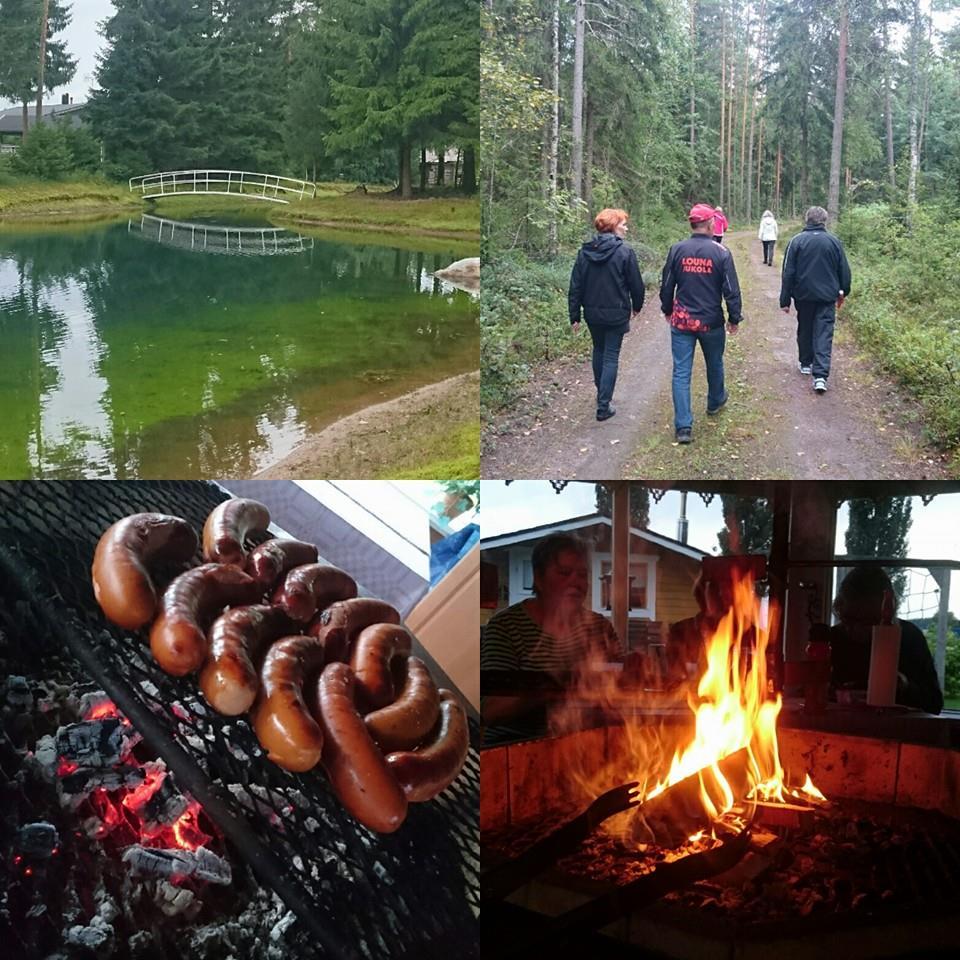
[758,215,778,241]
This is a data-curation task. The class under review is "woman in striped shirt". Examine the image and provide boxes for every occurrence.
[481,533,623,745]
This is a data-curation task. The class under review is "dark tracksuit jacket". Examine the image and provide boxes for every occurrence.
[568,234,645,330]
[660,233,743,332]
[779,224,852,307]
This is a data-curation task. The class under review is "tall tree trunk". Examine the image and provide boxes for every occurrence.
[907,0,920,219]
[727,50,734,214]
[689,0,697,156]
[462,145,476,195]
[719,2,726,206]
[883,20,896,191]
[755,117,764,204]
[738,0,750,216]
[827,0,848,222]
[584,96,595,214]
[548,0,560,254]
[21,102,30,136]
[36,0,50,125]
[437,148,445,187]
[746,0,766,224]
[918,12,932,162]
[775,139,782,212]
[399,141,413,199]
[420,146,428,191]
[571,0,586,206]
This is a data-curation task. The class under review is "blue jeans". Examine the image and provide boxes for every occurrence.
[670,325,727,430]
[586,323,626,411]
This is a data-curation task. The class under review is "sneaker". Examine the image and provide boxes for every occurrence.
[706,394,728,416]
[813,378,827,393]
[596,405,616,422]
[676,428,693,444]
[798,362,812,375]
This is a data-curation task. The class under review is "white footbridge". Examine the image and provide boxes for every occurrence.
[128,215,314,256]
[129,169,317,204]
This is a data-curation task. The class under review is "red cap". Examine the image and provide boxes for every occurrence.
[688,203,716,224]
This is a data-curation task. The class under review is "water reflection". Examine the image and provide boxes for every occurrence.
[0,219,478,478]
[128,214,315,256]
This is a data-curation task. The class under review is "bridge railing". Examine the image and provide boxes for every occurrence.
[128,215,314,256]
[128,169,317,204]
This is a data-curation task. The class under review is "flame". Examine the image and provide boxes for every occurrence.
[170,802,209,851]
[84,699,121,721]
[797,773,827,803]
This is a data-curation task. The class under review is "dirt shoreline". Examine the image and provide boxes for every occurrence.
[256,371,479,479]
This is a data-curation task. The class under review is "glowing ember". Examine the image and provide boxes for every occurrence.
[121,766,166,811]
[56,759,79,777]
[84,699,121,721]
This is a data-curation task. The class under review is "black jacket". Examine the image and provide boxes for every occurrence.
[568,234,645,326]
[660,233,743,330]
[779,224,852,307]
[829,620,943,715]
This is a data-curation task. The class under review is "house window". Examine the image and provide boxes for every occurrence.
[508,548,536,605]
[593,555,657,619]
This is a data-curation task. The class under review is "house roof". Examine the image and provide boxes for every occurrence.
[480,513,708,562]
[0,101,85,134]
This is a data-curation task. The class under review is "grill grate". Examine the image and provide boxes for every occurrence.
[0,480,479,959]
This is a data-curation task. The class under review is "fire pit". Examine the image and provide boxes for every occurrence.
[0,481,479,959]
[482,570,960,959]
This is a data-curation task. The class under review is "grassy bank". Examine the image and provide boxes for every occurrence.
[0,179,139,219]
[482,207,684,417]
[275,193,480,238]
[0,178,480,239]
[836,203,960,470]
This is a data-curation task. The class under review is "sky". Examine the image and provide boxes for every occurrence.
[480,481,960,617]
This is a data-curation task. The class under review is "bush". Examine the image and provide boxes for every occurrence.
[10,121,101,180]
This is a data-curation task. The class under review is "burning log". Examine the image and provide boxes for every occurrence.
[631,747,751,847]
[751,799,815,833]
[122,844,232,886]
[58,765,146,809]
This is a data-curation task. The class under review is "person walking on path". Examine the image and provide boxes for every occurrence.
[779,205,852,394]
[758,209,779,265]
[568,208,645,422]
[712,206,729,244]
[660,203,743,444]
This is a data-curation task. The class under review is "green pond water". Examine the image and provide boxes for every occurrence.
[0,214,478,478]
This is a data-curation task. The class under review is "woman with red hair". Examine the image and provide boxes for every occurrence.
[568,208,645,421]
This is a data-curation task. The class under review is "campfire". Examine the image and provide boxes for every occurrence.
[482,567,960,958]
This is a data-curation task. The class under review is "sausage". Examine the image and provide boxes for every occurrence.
[364,657,440,752]
[272,563,358,622]
[149,564,260,676]
[350,623,413,712]
[200,605,297,715]
[92,514,198,630]
[252,635,328,772]
[202,498,270,566]
[312,662,407,833]
[244,539,319,592]
[386,691,469,802]
[307,597,401,663]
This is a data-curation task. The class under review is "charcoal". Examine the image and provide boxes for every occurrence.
[122,845,232,886]
[154,880,200,919]
[15,821,59,859]
[58,765,146,808]
[5,676,33,711]
[56,718,140,769]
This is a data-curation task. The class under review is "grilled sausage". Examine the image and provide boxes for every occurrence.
[364,657,440,752]
[202,498,270,566]
[149,564,260,676]
[252,635,328,772]
[312,663,407,833]
[307,597,401,663]
[386,691,469,802]
[350,623,413,712]
[92,514,198,630]
[272,563,358,623]
[200,605,297,715]
[245,539,319,592]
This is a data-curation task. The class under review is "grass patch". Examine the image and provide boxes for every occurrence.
[0,179,139,219]
[276,193,480,238]
[835,203,960,471]
[380,419,480,479]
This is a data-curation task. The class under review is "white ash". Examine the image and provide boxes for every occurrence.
[304,817,320,834]
[155,880,200,919]
[64,912,114,951]
[127,930,155,957]
[5,675,33,710]
[55,717,141,768]
[138,679,160,698]
[184,732,208,754]
[122,845,232,886]
[58,764,145,810]
[78,690,113,719]
[269,911,296,942]
[31,734,58,779]
[226,782,293,826]
[291,855,304,873]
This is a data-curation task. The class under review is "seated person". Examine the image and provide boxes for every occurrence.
[829,566,942,714]
[481,533,623,745]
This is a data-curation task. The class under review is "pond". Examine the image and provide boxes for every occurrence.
[0,213,479,478]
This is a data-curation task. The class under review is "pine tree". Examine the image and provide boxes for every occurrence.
[595,484,650,529]
[845,498,913,602]
[717,495,772,555]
